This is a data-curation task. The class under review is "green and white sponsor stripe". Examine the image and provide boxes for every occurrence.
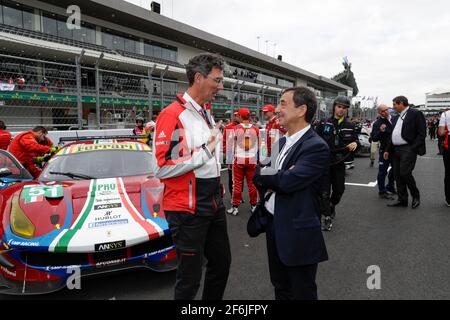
[51,179,97,253]
[49,177,161,253]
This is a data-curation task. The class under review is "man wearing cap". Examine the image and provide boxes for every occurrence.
[316,96,359,231]
[262,104,287,157]
[223,112,241,196]
[227,108,259,216]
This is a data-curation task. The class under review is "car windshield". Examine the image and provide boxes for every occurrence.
[0,151,32,179]
[39,150,153,181]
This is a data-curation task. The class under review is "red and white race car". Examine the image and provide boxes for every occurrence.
[0,138,176,295]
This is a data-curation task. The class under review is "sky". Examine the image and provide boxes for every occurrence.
[125,0,450,105]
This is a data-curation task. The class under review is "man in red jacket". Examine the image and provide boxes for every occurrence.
[263,104,287,157]
[9,126,55,179]
[152,53,230,300]
[0,120,11,150]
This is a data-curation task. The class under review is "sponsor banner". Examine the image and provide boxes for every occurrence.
[0,84,15,91]
[59,143,150,155]
[0,91,258,110]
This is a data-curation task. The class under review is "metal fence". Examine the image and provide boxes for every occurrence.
[0,52,282,130]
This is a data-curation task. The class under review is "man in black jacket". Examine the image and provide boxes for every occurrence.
[371,104,396,199]
[316,96,359,231]
[384,96,426,209]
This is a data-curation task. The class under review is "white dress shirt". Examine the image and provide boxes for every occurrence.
[183,92,220,157]
[392,107,409,146]
[264,125,311,215]
[439,111,450,130]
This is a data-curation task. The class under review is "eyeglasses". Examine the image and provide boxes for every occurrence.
[207,76,224,84]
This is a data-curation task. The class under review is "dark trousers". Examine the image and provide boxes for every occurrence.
[392,145,420,203]
[443,149,450,202]
[321,162,345,217]
[266,216,318,300]
[438,136,444,155]
[165,210,231,300]
[227,166,233,196]
[377,150,395,194]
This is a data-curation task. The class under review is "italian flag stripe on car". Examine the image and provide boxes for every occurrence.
[54,179,97,253]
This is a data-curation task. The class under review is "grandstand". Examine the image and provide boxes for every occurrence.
[0,0,352,130]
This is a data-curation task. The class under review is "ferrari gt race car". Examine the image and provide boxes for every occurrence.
[0,138,176,295]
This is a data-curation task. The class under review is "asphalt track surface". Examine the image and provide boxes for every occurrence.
[2,139,449,300]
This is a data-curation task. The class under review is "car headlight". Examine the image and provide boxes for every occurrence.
[10,195,35,239]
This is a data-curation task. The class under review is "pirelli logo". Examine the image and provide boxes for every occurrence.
[94,203,122,210]
[95,240,126,252]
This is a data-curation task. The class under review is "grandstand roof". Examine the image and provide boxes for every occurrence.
[37,0,351,92]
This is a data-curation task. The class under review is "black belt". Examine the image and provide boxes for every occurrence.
[393,144,409,147]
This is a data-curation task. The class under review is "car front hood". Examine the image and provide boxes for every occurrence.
[3,177,169,253]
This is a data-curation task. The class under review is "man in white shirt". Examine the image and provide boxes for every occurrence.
[384,96,426,209]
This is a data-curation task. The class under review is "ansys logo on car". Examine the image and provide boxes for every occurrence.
[45,178,166,253]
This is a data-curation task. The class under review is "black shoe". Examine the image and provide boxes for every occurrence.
[387,201,408,207]
[412,198,420,209]
[379,192,394,200]
[386,189,397,195]
[370,160,374,168]
[322,217,333,231]
[330,205,336,219]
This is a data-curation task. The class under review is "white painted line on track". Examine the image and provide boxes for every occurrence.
[419,156,442,160]
[345,182,377,188]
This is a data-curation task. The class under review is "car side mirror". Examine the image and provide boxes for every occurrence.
[0,168,12,178]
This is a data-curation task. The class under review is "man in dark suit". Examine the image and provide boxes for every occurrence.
[384,96,426,209]
[371,104,396,199]
[253,86,329,300]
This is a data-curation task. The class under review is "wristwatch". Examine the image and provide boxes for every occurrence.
[202,143,213,159]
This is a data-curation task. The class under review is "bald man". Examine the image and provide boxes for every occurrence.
[370,104,396,199]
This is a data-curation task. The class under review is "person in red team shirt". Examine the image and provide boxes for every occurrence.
[8,126,55,179]
[262,104,287,157]
[222,112,241,196]
[227,108,259,216]
[0,120,11,150]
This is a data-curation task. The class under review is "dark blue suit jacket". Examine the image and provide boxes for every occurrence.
[253,128,329,266]
[386,108,427,156]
